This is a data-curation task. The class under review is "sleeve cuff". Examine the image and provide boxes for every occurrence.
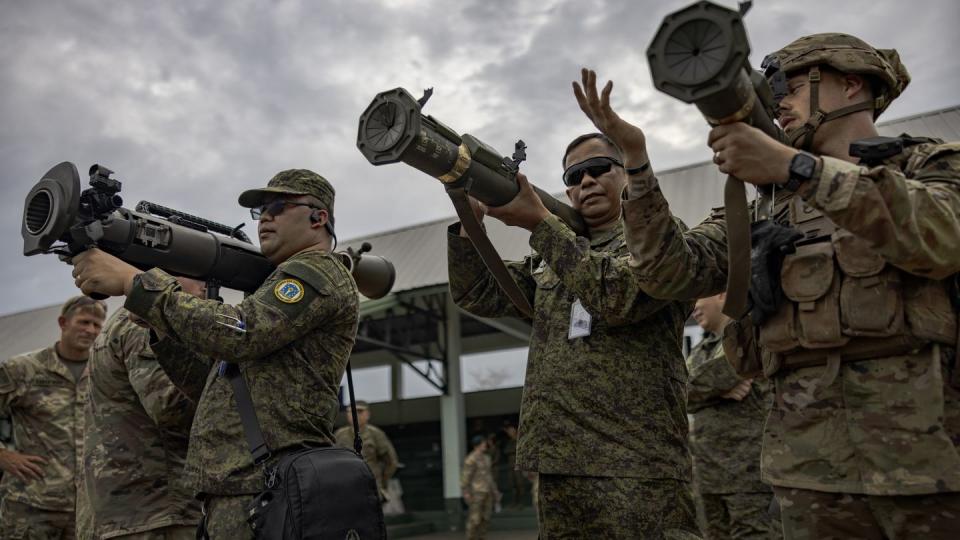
[528,214,573,260]
[802,156,864,212]
[621,186,671,229]
[124,268,178,321]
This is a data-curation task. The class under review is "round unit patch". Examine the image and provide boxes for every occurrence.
[274,279,305,303]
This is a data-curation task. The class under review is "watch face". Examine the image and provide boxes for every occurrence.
[793,153,816,179]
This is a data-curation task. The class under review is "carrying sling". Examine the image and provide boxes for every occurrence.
[447,186,534,319]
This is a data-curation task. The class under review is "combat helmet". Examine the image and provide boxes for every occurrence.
[761,33,910,150]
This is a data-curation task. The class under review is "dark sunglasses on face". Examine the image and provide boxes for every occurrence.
[562,156,624,187]
[250,200,320,220]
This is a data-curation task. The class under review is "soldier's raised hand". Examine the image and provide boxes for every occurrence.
[0,448,47,483]
[573,68,648,162]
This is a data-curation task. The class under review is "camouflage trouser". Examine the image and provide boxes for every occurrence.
[698,492,781,540]
[466,491,494,540]
[0,498,75,539]
[537,474,702,539]
[115,525,197,539]
[774,486,960,540]
[202,495,255,540]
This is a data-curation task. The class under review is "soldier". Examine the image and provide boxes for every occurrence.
[461,435,499,540]
[687,293,779,539]
[447,132,700,538]
[0,295,106,539]
[574,32,960,539]
[70,169,359,538]
[77,278,206,540]
[334,400,399,500]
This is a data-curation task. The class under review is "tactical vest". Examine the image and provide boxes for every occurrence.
[734,140,958,377]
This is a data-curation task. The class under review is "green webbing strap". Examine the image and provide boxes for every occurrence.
[447,186,534,320]
[722,175,751,319]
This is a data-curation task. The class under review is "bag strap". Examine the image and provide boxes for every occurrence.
[345,360,363,455]
[226,359,365,464]
[223,361,273,465]
[446,186,534,319]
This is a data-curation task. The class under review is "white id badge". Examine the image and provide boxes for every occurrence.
[568,298,592,340]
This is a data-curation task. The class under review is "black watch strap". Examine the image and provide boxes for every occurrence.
[784,151,818,192]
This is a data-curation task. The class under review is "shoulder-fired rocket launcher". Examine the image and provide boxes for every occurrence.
[21,162,396,299]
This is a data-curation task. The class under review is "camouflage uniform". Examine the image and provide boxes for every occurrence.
[622,34,960,540]
[686,333,780,539]
[0,345,87,539]
[123,170,358,536]
[461,446,497,540]
[334,423,398,495]
[448,216,700,539]
[78,308,200,539]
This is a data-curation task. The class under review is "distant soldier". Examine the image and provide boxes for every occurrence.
[79,289,204,538]
[0,296,106,539]
[687,293,780,539]
[461,435,499,540]
[335,400,399,499]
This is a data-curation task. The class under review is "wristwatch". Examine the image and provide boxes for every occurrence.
[783,151,818,192]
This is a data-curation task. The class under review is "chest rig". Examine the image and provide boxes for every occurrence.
[747,142,958,377]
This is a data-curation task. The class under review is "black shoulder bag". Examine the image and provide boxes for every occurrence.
[222,360,386,539]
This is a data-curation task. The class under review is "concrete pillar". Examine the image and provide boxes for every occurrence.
[440,293,465,530]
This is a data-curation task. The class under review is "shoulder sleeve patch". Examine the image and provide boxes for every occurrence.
[273,278,306,303]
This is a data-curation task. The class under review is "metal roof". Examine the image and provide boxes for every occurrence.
[3,105,958,361]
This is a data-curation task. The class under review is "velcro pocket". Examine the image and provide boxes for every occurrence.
[758,301,799,353]
[833,230,904,337]
[833,230,885,276]
[782,242,848,349]
[903,276,957,344]
[840,268,904,337]
[723,317,764,378]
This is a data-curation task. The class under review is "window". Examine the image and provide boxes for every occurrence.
[461,347,528,392]
[340,365,391,405]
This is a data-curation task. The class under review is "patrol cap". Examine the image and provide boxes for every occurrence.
[470,435,486,448]
[239,169,334,213]
[766,33,910,117]
[353,400,370,411]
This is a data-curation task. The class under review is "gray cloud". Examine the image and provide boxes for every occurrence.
[1,0,957,315]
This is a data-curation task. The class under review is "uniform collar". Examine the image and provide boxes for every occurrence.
[588,220,623,248]
[47,342,89,383]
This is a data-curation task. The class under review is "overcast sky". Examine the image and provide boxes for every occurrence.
[2,0,958,316]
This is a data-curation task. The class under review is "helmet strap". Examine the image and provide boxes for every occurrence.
[786,66,875,150]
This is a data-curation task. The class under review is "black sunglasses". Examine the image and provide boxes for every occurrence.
[562,156,623,187]
[250,200,320,220]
